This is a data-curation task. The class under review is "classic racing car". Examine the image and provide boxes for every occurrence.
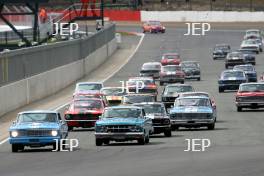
[235,83,264,112]
[213,44,231,59]
[127,77,158,99]
[218,70,247,92]
[240,39,260,54]
[225,52,246,69]
[9,111,68,152]
[140,62,161,79]
[161,84,195,109]
[233,64,257,82]
[180,61,201,81]
[74,82,104,96]
[161,53,181,66]
[133,102,171,137]
[95,106,152,145]
[122,93,156,104]
[160,65,185,85]
[64,98,105,130]
[170,96,216,130]
[101,87,126,106]
[142,21,165,33]
[237,49,256,65]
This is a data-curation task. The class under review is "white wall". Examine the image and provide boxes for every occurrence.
[141,11,264,22]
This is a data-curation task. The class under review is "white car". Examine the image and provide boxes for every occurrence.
[240,39,260,54]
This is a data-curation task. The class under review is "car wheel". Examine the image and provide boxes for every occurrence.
[237,106,242,112]
[145,134,150,144]
[253,62,256,65]
[68,126,73,131]
[219,87,224,93]
[160,81,164,86]
[207,123,215,130]
[225,65,228,69]
[197,77,201,81]
[12,144,19,153]
[96,138,103,146]
[164,129,172,137]
[181,81,184,84]
[103,140,110,145]
[52,142,58,151]
[171,126,179,131]
[256,51,259,54]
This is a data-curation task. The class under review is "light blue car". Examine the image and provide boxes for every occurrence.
[170,96,216,130]
[9,110,68,152]
[95,106,152,146]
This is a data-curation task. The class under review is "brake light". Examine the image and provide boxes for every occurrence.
[161,59,167,64]
[148,84,157,89]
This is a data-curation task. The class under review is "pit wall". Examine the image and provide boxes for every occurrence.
[0,26,116,117]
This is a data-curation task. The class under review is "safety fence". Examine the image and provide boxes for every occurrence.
[0,24,115,87]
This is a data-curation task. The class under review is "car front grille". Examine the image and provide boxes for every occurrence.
[163,97,177,102]
[105,125,135,133]
[18,129,53,137]
[129,88,157,94]
[69,114,100,120]
[240,96,264,102]
[152,118,170,125]
[170,113,212,120]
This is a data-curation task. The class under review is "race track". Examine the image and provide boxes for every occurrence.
[0,24,264,176]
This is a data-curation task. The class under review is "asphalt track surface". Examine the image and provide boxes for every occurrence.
[1,24,264,176]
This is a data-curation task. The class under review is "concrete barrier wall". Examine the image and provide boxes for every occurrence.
[0,34,117,117]
[141,11,264,22]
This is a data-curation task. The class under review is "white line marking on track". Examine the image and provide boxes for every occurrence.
[0,33,145,146]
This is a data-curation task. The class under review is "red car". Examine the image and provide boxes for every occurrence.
[73,90,108,107]
[235,83,264,112]
[142,21,165,33]
[64,98,105,130]
[161,53,181,66]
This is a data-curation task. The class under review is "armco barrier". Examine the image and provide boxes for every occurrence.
[141,11,264,22]
[0,24,116,117]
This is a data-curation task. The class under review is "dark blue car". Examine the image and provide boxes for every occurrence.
[218,70,247,92]
[233,64,257,82]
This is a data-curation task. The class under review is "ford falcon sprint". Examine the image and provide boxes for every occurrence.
[9,111,68,152]
[235,83,264,112]
[95,106,152,145]
[170,96,216,130]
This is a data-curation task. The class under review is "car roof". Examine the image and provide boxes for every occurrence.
[246,29,260,32]
[133,102,164,106]
[143,62,161,66]
[177,96,210,100]
[166,83,192,87]
[18,110,58,115]
[105,105,143,110]
[77,82,103,85]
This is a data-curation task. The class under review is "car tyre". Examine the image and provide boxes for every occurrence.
[181,81,184,84]
[197,77,201,81]
[68,126,73,131]
[225,64,228,69]
[219,87,224,93]
[160,81,164,86]
[164,129,172,137]
[171,126,179,131]
[96,138,103,146]
[207,123,215,130]
[145,134,150,144]
[237,106,242,112]
[12,144,20,153]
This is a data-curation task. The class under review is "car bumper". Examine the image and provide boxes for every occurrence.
[236,102,264,108]
[95,132,144,140]
[219,84,241,90]
[9,136,61,145]
[170,119,215,126]
[66,120,97,128]
[153,125,171,133]
[184,74,200,79]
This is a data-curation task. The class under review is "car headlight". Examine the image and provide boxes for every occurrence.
[163,119,170,124]
[129,126,142,132]
[206,114,213,118]
[51,130,58,136]
[11,131,18,137]
[96,126,107,133]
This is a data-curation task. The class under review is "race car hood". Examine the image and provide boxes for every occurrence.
[66,108,103,115]
[170,106,213,114]
[96,117,144,126]
[164,92,179,97]
[145,113,166,119]
[183,67,199,72]
[237,92,264,97]
[10,122,60,130]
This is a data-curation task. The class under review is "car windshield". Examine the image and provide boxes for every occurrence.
[142,64,160,70]
[124,95,155,104]
[101,88,125,96]
[162,66,181,72]
[74,100,102,109]
[246,31,259,35]
[234,65,254,71]
[181,62,198,68]
[175,98,210,107]
[77,83,102,91]
[223,71,244,78]
[228,53,242,58]
[240,84,264,92]
[239,50,255,54]
[165,86,194,94]
[103,108,142,118]
[137,104,165,114]
[164,54,179,59]
[243,40,257,45]
[18,113,57,123]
